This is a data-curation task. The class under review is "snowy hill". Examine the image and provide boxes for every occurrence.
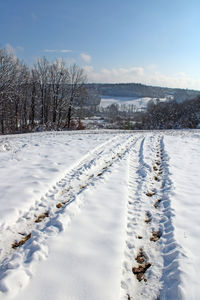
[87,83,200,103]
[0,130,200,300]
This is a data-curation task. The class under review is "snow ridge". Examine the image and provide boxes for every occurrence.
[158,137,184,299]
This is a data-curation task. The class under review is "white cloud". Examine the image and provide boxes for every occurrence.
[60,49,72,53]
[83,65,94,72]
[80,53,91,63]
[84,65,200,90]
[44,49,57,53]
[44,49,72,53]
[84,66,144,84]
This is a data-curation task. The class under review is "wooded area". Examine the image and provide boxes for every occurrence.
[135,97,200,129]
[0,47,87,134]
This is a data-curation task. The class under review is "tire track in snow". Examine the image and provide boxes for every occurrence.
[0,134,140,297]
[121,134,183,300]
[121,135,163,300]
[0,134,119,262]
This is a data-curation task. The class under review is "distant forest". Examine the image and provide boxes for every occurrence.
[134,97,200,129]
[87,83,200,103]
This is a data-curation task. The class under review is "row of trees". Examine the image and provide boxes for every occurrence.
[135,97,200,129]
[0,47,87,134]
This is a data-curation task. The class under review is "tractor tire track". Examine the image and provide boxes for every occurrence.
[121,134,182,300]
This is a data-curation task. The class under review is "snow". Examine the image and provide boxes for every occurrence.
[0,129,199,300]
[164,134,200,300]
[0,131,117,227]
[100,96,167,110]
[11,158,128,300]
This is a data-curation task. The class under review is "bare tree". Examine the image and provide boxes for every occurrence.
[34,57,50,125]
[0,48,89,134]
[49,59,69,128]
[66,64,87,128]
[0,49,19,133]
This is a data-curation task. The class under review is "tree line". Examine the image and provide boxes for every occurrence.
[134,97,200,129]
[0,47,87,134]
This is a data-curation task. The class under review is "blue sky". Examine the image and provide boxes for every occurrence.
[1,0,200,89]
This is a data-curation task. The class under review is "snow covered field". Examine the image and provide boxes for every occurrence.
[100,96,167,111]
[0,130,200,300]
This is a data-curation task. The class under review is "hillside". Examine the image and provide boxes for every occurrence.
[87,83,200,103]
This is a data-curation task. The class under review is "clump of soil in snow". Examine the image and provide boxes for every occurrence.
[154,176,160,182]
[97,171,103,176]
[12,233,31,249]
[146,191,155,197]
[154,199,161,209]
[150,231,162,242]
[145,211,152,224]
[35,211,49,223]
[132,248,151,282]
[56,203,63,209]
[80,184,87,189]
[135,248,146,264]
[153,165,158,171]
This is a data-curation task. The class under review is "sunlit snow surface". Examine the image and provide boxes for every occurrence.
[0,129,199,300]
[100,96,167,111]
